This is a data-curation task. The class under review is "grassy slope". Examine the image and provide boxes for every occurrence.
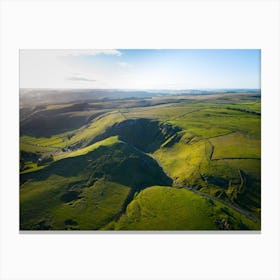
[54,136,119,160]
[21,136,121,173]
[20,101,107,137]
[168,107,260,139]
[20,111,127,173]
[21,137,172,189]
[152,101,261,214]
[21,110,95,137]
[153,133,209,185]
[90,118,181,153]
[122,104,203,121]
[21,135,66,147]
[20,95,261,230]
[66,111,125,148]
[20,111,124,152]
[210,133,260,159]
[219,159,261,213]
[111,186,259,230]
[20,175,79,229]
[20,141,59,154]
[21,176,130,230]
[51,179,130,230]
[20,138,172,229]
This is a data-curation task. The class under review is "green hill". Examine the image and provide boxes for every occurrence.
[20,102,106,137]
[20,137,172,230]
[109,186,260,230]
[20,94,261,230]
[91,118,181,152]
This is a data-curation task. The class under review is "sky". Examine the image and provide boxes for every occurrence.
[20,49,261,90]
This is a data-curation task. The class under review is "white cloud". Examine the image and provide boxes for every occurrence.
[62,49,122,57]
[67,76,96,82]
[20,50,113,88]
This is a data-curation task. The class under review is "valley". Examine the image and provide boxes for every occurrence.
[20,92,261,230]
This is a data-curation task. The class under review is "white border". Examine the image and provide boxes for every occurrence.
[1,1,279,280]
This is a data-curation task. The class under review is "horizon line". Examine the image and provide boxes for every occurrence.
[19,87,261,91]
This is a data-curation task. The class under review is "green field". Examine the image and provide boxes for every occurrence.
[110,186,259,230]
[20,93,261,230]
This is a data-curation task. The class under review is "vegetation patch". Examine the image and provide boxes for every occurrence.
[112,186,259,230]
[210,133,260,160]
[92,118,181,152]
[20,93,261,230]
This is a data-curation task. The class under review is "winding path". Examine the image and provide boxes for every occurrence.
[150,152,259,223]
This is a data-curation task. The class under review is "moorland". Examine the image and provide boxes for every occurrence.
[20,90,261,230]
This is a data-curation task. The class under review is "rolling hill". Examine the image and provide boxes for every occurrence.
[20,136,173,229]
[20,93,261,230]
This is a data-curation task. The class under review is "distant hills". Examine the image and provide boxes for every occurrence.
[19,88,261,106]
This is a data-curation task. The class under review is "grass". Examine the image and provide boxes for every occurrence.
[21,176,131,230]
[111,186,260,230]
[225,101,261,113]
[150,100,261,212]
[122,104,203,121]
[21,139,172,189]
[54,136,120,160]
[20,141,57,153]
[89,118,181,153]
[153,133,209,186]
[221,159,261,177]
[21,135,67,148]
[20,139,173,229]
[153,134,261,213]
[20,164,46,174]
[20,93,261,230]
[51,179,131,230]
[210,133,261,160]
[66,111,126,148]
[20,102,106,137]
[168,107,260,139]
[20,175,80,229]
[218,159,261,213]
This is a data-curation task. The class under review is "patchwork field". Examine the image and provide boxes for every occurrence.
[20,92,261,230]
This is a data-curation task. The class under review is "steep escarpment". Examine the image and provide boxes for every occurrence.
[91,118,181,152]
[21,139,173,190]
